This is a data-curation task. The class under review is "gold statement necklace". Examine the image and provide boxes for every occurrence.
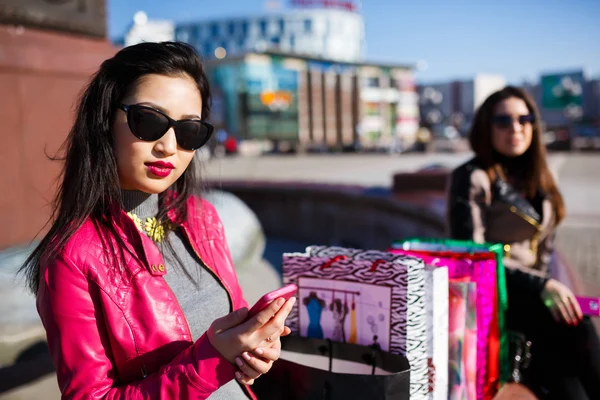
[127,212,169,242]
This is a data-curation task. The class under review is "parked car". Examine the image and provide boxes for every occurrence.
[571,124,600,151]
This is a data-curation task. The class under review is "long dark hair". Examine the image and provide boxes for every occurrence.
[469,85,565,223]
[20,42,211,294]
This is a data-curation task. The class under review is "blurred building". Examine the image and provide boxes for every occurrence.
[585,79,600,121]
[117,2,418,152]
[524,70,600,150]
[458,74,506,117]
[177,8,363,63]
[417,74,506,135]
[206,51,418,152]
[122,12,175,47]
[121,6,364,63]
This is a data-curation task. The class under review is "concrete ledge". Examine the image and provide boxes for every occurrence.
[393,169,450,193]
[208,181,446,251]
[203,190,266,270]
[203,190,281,305]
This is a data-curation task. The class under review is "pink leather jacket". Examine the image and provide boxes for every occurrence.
[37,196,255,399]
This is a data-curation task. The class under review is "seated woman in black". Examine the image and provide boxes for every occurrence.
[447,86,600,399]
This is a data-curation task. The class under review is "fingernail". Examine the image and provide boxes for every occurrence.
[235,371,242,380]
[289,297,296,306]
[242,352,251,361]
[255,348,264,355]
[276,298,285,307]
[235,357,243,366]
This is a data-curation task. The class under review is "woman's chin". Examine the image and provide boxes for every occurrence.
[121,181,173,195]
[498,146,528,158]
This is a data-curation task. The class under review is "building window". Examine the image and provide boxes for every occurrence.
[259,20,268,36]
[210,23,219,37]
[365,77,380,88]
[204,43,213,58]
[271,36,280,46]
[228,22,236,35]
[176,30,189,42]
[241,21,249,36]
[304,19,312,33]
[278,18,285,33]
[289,34,295,48]
[238,38,246,50]
[193,25,202,39]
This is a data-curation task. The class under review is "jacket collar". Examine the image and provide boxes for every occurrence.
[109,202,167,276]
[109,196,216,277]
[492,178,543,224]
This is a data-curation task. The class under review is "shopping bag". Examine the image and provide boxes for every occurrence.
[283,246,428,400]
[252,336,411,400]
[446,279,478,400]
[393,238,509,385]
[464,278,478,400]
[391,248,495,400]
[425,265,449,400]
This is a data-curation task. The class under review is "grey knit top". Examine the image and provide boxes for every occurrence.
[121,190,247,399]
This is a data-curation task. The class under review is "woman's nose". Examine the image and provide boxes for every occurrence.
[512,120,523,133]
[154,127,178,155]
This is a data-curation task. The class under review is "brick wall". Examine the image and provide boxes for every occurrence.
[0,25,116,248]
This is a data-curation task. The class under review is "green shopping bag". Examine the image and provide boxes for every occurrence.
[391,238,510,385]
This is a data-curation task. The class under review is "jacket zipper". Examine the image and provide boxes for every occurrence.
[509,206,542,259]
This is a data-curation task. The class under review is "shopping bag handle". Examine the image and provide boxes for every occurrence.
[320,256,388,272]
[320,255,348,269]
[317,339,334,372]
[370,259,386,272]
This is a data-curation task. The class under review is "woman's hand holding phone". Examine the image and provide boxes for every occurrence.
[235,312,294,385]
[207,293,296,384]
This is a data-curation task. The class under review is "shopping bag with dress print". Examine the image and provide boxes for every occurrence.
[389,247,496,400]
[282,246,428,400]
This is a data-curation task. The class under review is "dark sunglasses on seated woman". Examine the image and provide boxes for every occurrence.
[119,104,214,151]
[492,114,535,129]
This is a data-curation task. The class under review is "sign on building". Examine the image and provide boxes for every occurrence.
[541,71,584,110]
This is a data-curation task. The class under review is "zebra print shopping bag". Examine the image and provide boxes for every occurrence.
[282,246,428,400]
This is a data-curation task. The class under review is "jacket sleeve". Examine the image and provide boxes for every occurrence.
[503,254,549,295]
[446,166,548,295]
[37,253,238,400]
[446,166,488,242]
[536,231,555,273]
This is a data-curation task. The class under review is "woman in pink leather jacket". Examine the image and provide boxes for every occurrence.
[20,41,295,399]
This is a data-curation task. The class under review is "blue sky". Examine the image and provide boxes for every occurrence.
[107,0,600,84]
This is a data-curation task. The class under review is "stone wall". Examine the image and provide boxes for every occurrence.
[208,182,447,250]
[0,25,116,249]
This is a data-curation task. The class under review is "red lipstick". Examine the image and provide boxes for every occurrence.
[145,161,174,178]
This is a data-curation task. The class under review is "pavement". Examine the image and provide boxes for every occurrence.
[1,151,598,398]
[551,155,600,304]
